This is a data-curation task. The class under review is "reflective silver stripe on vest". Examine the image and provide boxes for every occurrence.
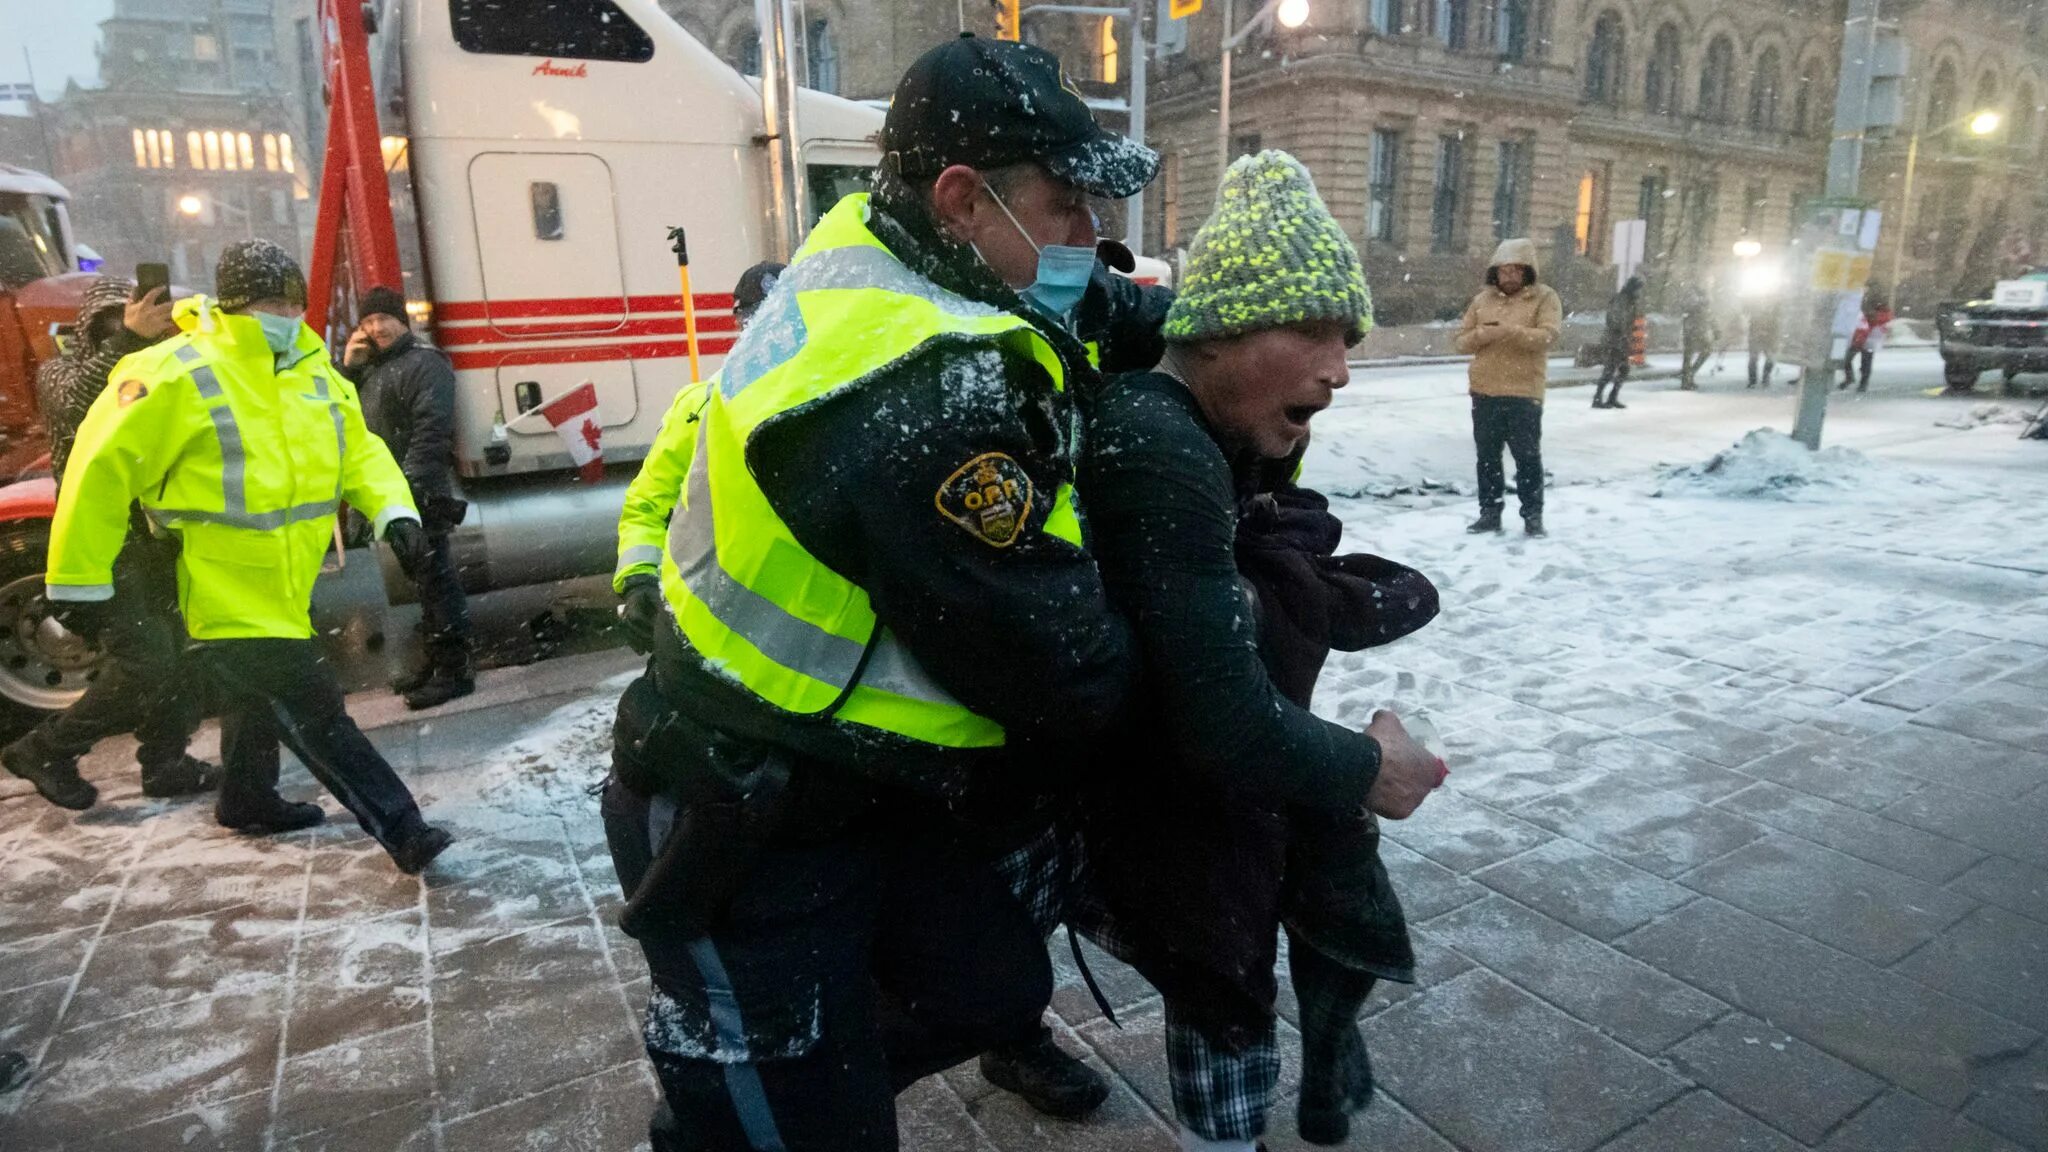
[154,345,341,531]
[666,428,969,710]
[615,544,663,575]
[720,241,1007,399]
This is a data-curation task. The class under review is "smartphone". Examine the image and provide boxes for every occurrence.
[134,262,170,301]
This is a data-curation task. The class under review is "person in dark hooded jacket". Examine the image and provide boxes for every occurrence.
[0,275,216,810]
[341,286,472,710]
[1592,274,1644,409]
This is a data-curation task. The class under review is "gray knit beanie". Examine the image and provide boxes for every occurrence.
[1163,150,1372,344]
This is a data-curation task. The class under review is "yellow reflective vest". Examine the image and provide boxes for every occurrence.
[613,378,712,592]
[656,193,1083,751]
[47,298,419,640]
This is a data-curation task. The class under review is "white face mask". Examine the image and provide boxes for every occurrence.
[254,310,304,355]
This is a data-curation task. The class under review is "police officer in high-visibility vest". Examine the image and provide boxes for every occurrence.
[46,240,454,875]
[602,36,1159,1151]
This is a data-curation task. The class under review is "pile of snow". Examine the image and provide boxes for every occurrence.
[1934,403,2035,429]
[1653,429,1925,502]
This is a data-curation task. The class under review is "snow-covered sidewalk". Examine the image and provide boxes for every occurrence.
[2,368,2045,1152]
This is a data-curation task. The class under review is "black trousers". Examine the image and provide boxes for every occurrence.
[603,768,1048,1151]
[1841,349,1874,389]
[1472,396,1544,517]
[22,537,200,779]
[1680,323,1712,388]
[198,638,425,853]
[415,530,472,671]
[1748,347,1776,387]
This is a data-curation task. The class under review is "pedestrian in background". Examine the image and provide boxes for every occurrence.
[1,275,216,811]
[1591,274,1644,409]
[1678,279,1715,390]
[342,286,473,710]
[47,240,452,874]
[1841,288,1892,392]
[1456,238,1561,538]
[1747,299,1781,388]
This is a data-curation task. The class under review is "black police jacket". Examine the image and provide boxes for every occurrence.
[343,331,459,504]
[649,174,1142,814]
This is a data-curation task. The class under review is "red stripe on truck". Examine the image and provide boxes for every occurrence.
[434,293,734,322]
[445,336,738,372]
[436,313,739,347]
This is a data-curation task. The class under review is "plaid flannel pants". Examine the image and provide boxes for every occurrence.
[993,823,1283,1142]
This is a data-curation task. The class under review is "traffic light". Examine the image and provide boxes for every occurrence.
[996,0,1020,40]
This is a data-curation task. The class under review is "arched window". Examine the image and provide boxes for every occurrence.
[1435,0,1469,50]
[1644,24,1682,116]
[1698,35,1735,123]
[1928,61,1959,142]
[1792,65,1815,135]
[1748,48,1782,131]
[1496,0,1529,61]
[1973,74,2001,139]
[1583,12,1624,104]
[2014,83,2039,155]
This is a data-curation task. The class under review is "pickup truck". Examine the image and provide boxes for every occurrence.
[1937,273,2048,394]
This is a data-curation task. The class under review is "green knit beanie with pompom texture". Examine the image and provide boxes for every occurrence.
[1163,149,1372,344]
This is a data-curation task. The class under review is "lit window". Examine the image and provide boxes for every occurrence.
[158,129,176,168]
[263,133,278,171]
[133,129,149,168]
[221,131,237,170]
[204,130,222,170]
[188,131,205,170]
[280,134,294,174]
[1098,16,1118,84]
[237,132,254,170]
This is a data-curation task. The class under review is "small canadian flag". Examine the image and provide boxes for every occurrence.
[529,381,604,483]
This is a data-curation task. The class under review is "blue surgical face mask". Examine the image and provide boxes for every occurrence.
[254,310,303,355]
[985,185,1096,323]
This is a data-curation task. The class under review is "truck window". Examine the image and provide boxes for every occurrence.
[807,164,873,227]
[530,182,565,240]
[449,0,655,63]
[0,193,67,291]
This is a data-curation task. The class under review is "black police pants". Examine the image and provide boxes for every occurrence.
[415,530,472,670]
[603,777,1050,1152]
[1472,396,1544,517]
[23,540,201,779]
[199,638,425,853]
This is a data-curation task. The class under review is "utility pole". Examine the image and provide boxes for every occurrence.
[1125,5,1147,251]
[1215,0,1234,175]
[1791,0,1882,449]
[20,49,54,173]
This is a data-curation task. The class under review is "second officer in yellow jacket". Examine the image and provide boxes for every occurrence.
[46,240,454,874]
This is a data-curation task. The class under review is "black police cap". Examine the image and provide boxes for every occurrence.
[881,34,1159,200]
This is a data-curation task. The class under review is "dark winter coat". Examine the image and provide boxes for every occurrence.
[342,331,460,516]
[1081,372,1434,1043]
[39,276,156,491]
[644,172,1145,826]
[1604,277,1645,351]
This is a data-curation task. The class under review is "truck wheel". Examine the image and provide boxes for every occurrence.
[0,524,97,718]
[1944,363,1981,392]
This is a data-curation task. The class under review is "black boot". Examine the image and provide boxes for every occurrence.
[140,755,220,799]
[404,670,475,711]
[1466,507,1504,534]
[388,662,434,695]
[391,822,454,875]
[2,737,96,811]
[1590,386,1607,408]
[1524,513,1547,537]
[978,1028,1110,1120]
[218,798,326,836]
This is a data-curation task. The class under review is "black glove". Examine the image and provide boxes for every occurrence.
[52,598,108,644]
[384,518,431,579]
[618,573,662,654]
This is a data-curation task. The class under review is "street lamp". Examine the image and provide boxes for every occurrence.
[1732,237,1763,260]
[1888,108,2002,295]
[1216,0,1310,175]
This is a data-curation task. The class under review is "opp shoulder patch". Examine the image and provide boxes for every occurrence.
[116,379,149,407]
[936,452,1034,548]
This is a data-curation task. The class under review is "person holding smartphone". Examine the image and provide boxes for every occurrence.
[0,272,217,810]
[1455,239,1562,538]
[340,286,472,710]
